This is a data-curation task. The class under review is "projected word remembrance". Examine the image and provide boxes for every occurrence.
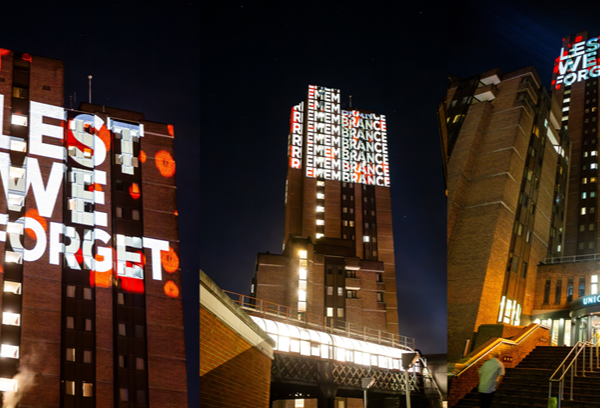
[0,95,172,289]
[288,85,390,187]
[554,36,600,88]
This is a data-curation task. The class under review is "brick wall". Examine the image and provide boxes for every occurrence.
[200,271,275,408]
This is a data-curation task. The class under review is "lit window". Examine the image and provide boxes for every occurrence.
[327,307,333,317]
[343,220,348,226]
[316,219,324,225]
[327,286,333,296]
[83,288,92,300]
[84,350,92,364]
[349,221,354,227]
[118,293,125,305]
[363,236,370,242]
[298,289,306,301]
[337,308,344,317]
[593,178,598,183]
[66,381,75,396]
[377,292,384,302]
[83,383,93,397]
[317,193,325,199]
[10,114,27,126]
[593,163,598,169]
[66,316,74,329]
[585,152,589,157]
[299,280,306,290]
[66,285,76,298]
[298,250,307,259]
[120,388,129,402]
[85,319,92,331]
[583,192,588,199]
[337,287,343,296]
[118,323,126,336]
[316,206,325,212]
[343,207,347,213]
[115,207,123,218]
[66,348,76,362]
[593,151,598,156]
[3,282,21,295]
[317,181,325,186]
[132,209,140,221]
[582,208,587,215]
[315,233,324,239]
[136,357,145,370]
[299,268,307,279]
[2,312,20,326]
[5,251,22,264]
[298,302,306,312]
[0,345,18,359]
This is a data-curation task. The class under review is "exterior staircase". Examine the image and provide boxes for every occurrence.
[453,346,600,407]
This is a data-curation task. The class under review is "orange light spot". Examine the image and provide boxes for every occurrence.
[139,150,147,163]
[174,211,178,216]
[164,280,179,298]
[91,269,112,288]
[97,124,111,151]
[25,208,47,239]
[161,247,179,273]
[155,150,176,178]
[129,183,141,199]
[94,183,102,191]
[0,49,10,56]
[167,124,174,137]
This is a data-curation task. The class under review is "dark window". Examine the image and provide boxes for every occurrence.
[521,262,528,279]
[346,270,356,278]
[580,277,586,297]
[42,85,51,91]
[567,277,574,302]
[376,273,383,282]
[346,290,358,299]
[555,279,562,304]
[543,280,551,304]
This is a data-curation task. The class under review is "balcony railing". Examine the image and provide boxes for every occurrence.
[224,290,415,350]
[542,253,600,265]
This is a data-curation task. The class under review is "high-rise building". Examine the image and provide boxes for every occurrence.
[442,66,569,361]
[250,84,399,336]
[0,49,187,406]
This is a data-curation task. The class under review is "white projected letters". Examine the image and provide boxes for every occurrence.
[555,37,600,88]
[290,85,390,187]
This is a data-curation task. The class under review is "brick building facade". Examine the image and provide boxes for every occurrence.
[0,49,187,406]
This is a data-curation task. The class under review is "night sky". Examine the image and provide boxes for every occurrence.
[0,2,199,406]
[200,3,448,355]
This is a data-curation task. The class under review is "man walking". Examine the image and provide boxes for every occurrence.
[478,350,505,408]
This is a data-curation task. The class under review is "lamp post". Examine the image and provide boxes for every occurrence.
[361,377,375,408]
[401,352,420,408]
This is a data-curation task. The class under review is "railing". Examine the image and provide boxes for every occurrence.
[548,341,600,408]
[543,253,600,264]
[224,290,415,350]
[419,357,443,400]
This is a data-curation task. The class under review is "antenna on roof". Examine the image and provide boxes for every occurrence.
[88,75,92,103]
[349,95,352,108]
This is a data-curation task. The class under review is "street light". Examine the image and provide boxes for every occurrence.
[361,377,375,408]
[401,352,420,408]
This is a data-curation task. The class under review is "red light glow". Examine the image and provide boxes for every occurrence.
[576,36,583,42]
[139,150,147,163]
[25,208,47,239]
[161,247,179,273]
[120,277,144,293]
[22,54,32,63]
[167,124,174,137]
[164,280,179,298]
[129,183,141,199]
[155,150,176,178]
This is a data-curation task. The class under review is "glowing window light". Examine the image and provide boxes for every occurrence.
[0,345,18,359]
[299,280,307,290]
[299,268,307,279]
[316,193,325,199]
[2,312,20,326]
[291,339,300,353]
[298,302,306,312]
[300,341,310,356]
[298,250,307,259]
[10,114,27,126]
[316,219,324,225]
[298,289,306,301]
[3,282,21,295]
[316,206,325,212]
[0,378,18,392]
[317,181,325,186]
[9,139,26,152]
[9,167,24,179]
[5,252,22,264]
[83,382,93,397]
[363,236,370,242]
[316,233,324,239]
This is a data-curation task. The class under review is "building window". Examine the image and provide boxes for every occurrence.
[132,209,140,221]
[567,277,574,302]
[347,290,358,298]
[85,319,92,331]
[83,287,92,300]
[3,281,21,295]
[116,207,123,218]
[327,286,333,296]
[137,390,146,404]
[66,381,75,396]
[82,382,93,397]
[66,285,76,298]
[337,308,344,318]
[346,270,356,278]
[376,273,383,282]
[337,287,343,296]
[136,357,145,371]
[120,388,129,402]
[592,275,598,295]
[521,262,528,278]
[555,279,562,304]
[580,277,586,297]
[118,323,126,336]
[363,236,370,242]
[326,308,333,317]
[118,292,125,305]
[66,348,76,362]
[543,280,551,304]
[83,350,92,364]
[582,207,587,215]
[66,316,74,329]
[377,292,384,302]
[119,355,127,368]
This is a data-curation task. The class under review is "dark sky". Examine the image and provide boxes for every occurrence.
[200,3,448,354]
[0,2,199,406]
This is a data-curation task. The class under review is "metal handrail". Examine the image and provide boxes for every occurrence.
[419,357,443,400]
[223,290,415,350]
[543,253,600,264]
[548,341,599,407]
